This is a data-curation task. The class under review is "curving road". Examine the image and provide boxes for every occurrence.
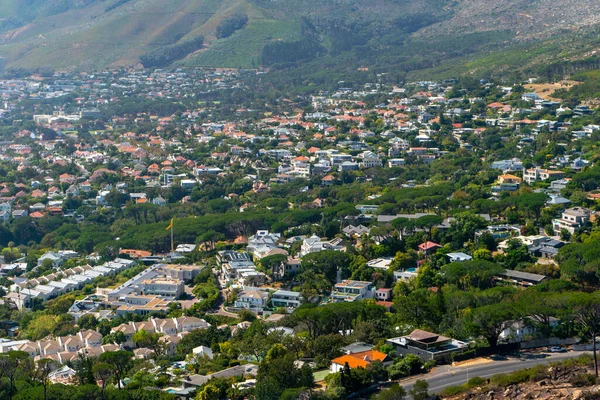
[399,351,590,397]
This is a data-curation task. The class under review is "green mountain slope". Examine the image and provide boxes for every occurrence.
[0,0,599,76]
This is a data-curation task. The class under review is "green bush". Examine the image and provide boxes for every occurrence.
[440,384,468,397]
[570,373,598,388]
[467,377,487,387]
[491,369,533,387]
[439,376,488,397]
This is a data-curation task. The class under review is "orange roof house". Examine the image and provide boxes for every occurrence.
[588,193,600,200]
[418,241,441,254]
[330,350,392,372]
[322,175,336,185]
[498,174,522,184]
[119,249,152,259]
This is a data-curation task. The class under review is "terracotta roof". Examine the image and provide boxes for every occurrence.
[331,350,390,369]
[418,241,441,251]
[499,174,521,180]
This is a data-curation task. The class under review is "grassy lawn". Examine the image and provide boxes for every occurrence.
[313,369,331,382]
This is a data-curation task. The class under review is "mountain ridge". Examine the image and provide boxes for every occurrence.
[0,0,600,78]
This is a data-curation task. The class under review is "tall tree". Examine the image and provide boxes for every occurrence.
[470,302,519,348]
[569,292,600,376]
[93,362,114,400]
[0,351,33,400]
[98,350,133,389]
[34,358,56,400]
[69,354,96,385]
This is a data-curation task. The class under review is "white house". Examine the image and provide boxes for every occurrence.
[192,345,214,359]
[300,235,344,257]
[235,290,268,312]
[331,280,375,302]
[499,316,560,343]
[553,207,591,235]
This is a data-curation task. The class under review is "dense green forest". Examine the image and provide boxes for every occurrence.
[140,36,205,69]
[216,15,249,39]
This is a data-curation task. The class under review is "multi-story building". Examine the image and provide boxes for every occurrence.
[497,174,522,185]
[388,158,406,167]
[300,235,344,257]
[164,264,204,281]
[110,317,210,349]
[221,260,257,283]
[522,167,565,184]
[271,290,302,309]
[217,250,252,266]
[550,178,571,192]
[237,270,267,287]
[331,280,375,302]
[235,290,268,312]
[273,257,301,280]
[358,151,382,168]
[7,259,134,308]
[115,296,172,316]
[553,207,591,235]
[139,278,184,298]
[246,230,288,260]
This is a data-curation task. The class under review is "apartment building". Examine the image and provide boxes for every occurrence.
[115,296,172,316]
[164,264,204,281]
[139,278,184,298]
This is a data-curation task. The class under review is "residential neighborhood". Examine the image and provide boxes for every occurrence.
[1,68,600,399]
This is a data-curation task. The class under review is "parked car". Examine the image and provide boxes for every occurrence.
[549,346,567,353]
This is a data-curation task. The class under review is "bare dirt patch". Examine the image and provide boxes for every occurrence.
[524,81,578,100]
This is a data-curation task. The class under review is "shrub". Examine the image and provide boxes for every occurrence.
[490,369,533,387]
[467,377,487,387]
[440,384,468,397]
[570,373,598,388]
[439,376,488,397]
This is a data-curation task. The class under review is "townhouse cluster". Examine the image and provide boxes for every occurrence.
[0,329,118,363]
[0,315,211,363]
[6,258,136,308]
[110,316,211,357]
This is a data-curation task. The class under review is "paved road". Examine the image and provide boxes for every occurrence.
[208,271,238,318]
[213,288,238,318]
[399,351,590,397]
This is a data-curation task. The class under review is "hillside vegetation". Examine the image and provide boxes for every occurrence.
[1,0,600,78]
